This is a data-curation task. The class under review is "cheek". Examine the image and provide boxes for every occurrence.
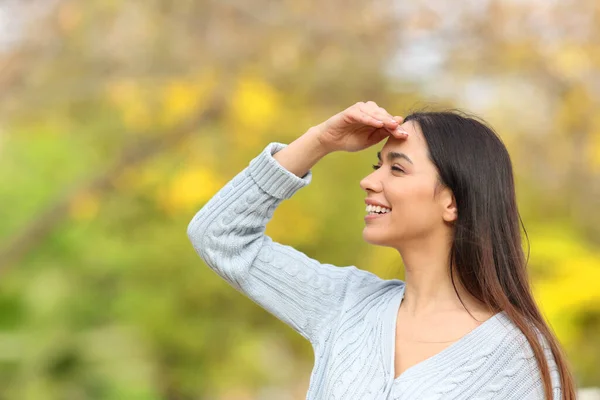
[390,187,438,223]
[388,184,429,209]
[393,202,435,222]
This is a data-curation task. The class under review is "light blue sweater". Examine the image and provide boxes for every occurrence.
[187,142,562,399]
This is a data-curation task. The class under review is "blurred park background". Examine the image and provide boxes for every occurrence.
[0,0,599,399]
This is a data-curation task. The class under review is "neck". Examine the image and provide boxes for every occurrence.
[396,233,488,318]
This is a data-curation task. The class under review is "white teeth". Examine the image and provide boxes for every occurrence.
[365,205,392,214]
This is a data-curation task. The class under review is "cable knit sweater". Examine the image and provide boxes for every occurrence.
[187,142,562,399]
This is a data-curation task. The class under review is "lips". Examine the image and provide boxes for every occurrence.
[364,199,392,209]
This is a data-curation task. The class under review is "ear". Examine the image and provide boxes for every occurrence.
[440,188,458,223]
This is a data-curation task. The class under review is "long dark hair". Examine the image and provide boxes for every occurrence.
[402,110,576,400]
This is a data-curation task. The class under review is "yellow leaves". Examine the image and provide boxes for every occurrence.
[231,77,279,130]
[158,166,224,215]
[551,44,594,81]
[107,81,153,131]
[529,225,588,267]
[106,69,218,131]
[113,165,163,193]
[108,139,223,216]
[359,245,404,281]
[69,191,100,221]
[227,76,281,150]
[547,44,600,173]
[265,200,318,247]
[497,42,539,70]
[160,71,217,127]
[588,132,600,174]
[555,84,593,135]
[534,254,600,312]
[533,254,600,346]
[530,228,600,346]
[550,82,600,173]
[161,81,202,126]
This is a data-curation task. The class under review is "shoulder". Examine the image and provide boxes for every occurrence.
[478,313,562,398]
[308,266,403,348]
[344,268,405,302]
[427,313,562,399]
[347,266,404,288]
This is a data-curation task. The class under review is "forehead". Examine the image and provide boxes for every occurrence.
[380,120,428,162]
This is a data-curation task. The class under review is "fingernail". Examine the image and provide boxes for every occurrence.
[390,119,397,124]
[396,128,408,135]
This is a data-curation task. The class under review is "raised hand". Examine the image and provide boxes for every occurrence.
[313,101,408,153]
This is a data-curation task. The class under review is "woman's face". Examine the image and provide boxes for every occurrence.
[359,120,456,248]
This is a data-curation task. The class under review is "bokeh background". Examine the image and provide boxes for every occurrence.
[0,0,599,399]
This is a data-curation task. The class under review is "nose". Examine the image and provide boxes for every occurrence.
[359,170,382,193]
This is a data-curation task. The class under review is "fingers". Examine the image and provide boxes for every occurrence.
[359,112,386,128]
[361,101,396,131]
[348,101,408,139]
[392,116,408,138]
[357,101,402,134]
[348,106,385,128]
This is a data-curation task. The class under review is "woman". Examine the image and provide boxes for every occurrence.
[187,101,576,399]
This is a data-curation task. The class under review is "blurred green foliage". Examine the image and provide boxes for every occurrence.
[0,0,599,399]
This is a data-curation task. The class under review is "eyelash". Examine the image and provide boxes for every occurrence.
[372,164,404,173]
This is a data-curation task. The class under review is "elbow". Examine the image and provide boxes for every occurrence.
[186,213,216,272]
[186,217,197,242]
[186,208,209,251]
[186,209,220,262]
[187,212,205,248]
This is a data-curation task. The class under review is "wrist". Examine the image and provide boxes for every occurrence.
[306,125,334,157]
[271,127,331,178]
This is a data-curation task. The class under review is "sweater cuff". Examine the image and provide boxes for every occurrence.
[248,142,313,200]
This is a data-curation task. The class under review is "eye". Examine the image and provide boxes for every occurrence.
[371,164,404,173]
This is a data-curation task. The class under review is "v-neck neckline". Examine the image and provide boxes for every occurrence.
[387,284,506,384]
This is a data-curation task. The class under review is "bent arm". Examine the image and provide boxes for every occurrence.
[187,139,379,344]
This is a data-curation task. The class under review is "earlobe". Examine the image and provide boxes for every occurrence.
[439,189,457,222]
[444,208,458,223]
[445,197,458,222]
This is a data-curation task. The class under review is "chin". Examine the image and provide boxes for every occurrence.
[362,228,387,245]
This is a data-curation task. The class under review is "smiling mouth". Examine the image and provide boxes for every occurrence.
[365,204,392,216]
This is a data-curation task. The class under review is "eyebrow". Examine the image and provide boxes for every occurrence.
[377,151,413,165]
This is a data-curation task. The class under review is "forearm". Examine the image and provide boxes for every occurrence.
[273,128,332,178]
[187,141,359,343]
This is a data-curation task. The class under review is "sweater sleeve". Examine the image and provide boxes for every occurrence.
[186,142,379,344]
